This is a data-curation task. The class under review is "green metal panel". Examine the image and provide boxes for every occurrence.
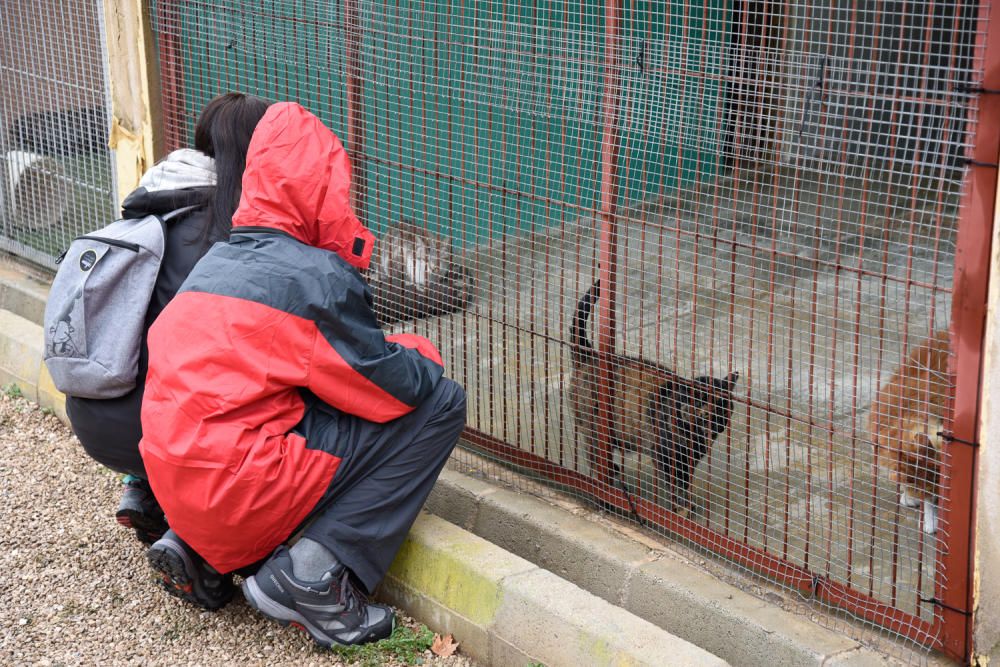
[166,1,349,156]
[159,0,727,245]
[618,0,729,203]
[361,1,599,244]
[361,0,727,245]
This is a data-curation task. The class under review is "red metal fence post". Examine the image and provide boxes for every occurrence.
[344,0,366,222]
[941,1,1000,660]
[593,0,623,487]
[155,0,184,155]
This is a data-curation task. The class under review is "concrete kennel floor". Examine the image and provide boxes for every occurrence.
[389,167,958,629]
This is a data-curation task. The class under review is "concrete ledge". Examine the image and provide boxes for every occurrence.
[0,261,49,325]
[626,557,852,666]
[383,513,728,667]
[427,468,892,666]
[0,310,66,421]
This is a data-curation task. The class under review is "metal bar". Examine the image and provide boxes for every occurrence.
[703,0,738,527]
[461,427,940,648]
[919,0,971,623]
[97,0,120,207]
[940,0,1000,658]
[0,67,99,93]
[895,0,943,618]
[839,0,872,591]
[759,0,783,551]
[344,0,365,223]
[156,0,185,154]
[537,0,553,467]
[558,0,573,473]
[593,0,623,487]
[727,0,754,541]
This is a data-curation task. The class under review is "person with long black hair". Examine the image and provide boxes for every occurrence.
[64,92,270,543]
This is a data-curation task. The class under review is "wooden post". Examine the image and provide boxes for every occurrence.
[101,0,164,204]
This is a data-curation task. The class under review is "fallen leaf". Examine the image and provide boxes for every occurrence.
[431,633,459,658]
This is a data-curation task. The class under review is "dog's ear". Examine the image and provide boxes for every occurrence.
[724,371,740,389]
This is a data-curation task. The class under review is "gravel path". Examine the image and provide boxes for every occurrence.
[0,394,476,666]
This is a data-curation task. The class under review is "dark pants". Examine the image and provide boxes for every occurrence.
[66,387,146,478]
[293,378,466,593]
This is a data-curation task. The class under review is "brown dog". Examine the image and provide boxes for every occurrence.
[869,330,950,534]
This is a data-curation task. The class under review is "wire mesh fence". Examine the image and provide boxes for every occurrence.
[0,0,117,267]
[148,0,990,660]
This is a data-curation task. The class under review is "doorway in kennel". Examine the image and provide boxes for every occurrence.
[149,0,994,660]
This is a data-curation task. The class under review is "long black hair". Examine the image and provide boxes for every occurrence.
[193,92,270,243]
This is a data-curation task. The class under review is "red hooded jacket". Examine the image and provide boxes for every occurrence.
[140,103,444,573]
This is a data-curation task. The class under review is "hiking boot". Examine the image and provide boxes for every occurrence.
[147,529,235,610]
[241,546,395,647]
[115,476,168,544]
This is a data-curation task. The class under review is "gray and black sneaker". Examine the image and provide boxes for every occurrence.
[242,546,395,647]
[147,529,235,610]
[115,476,168,545]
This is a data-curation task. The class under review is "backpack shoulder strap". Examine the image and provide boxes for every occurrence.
[159,204,202,224]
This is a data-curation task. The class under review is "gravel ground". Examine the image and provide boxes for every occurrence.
[0,394,477,667]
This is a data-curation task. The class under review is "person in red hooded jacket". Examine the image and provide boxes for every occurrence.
[140,102,466,646]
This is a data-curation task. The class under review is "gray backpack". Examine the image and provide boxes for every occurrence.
[43,207,194,399]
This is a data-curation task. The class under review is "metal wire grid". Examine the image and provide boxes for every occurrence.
[148,0,987,659]
[0,0,117,266]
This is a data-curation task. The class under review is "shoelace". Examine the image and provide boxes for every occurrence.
[339,570,364,611]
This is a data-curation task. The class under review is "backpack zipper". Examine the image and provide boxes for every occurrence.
[56,236,142,264]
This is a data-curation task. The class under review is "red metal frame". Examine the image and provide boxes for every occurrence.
[344,0,366,223]
[940,0,1000,660]
[465,1,993,658]
[154,0,185,155]
[461,428,939,648]
[593,0,623,487]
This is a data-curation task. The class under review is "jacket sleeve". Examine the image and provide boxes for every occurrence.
[306,275,444,422]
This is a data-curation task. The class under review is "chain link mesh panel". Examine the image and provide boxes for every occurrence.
[149,0,988,660]
[0,0,116,267]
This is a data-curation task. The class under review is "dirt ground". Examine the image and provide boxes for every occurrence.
[0,393,477,667]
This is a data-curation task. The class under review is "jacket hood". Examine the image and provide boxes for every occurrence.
[121,148,215,219]
[231,102,374,270]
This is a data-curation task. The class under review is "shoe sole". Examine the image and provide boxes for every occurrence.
[242,576,394,648]
[147,536,232,611]
[116,509,166,544]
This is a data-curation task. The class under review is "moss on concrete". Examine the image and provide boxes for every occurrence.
[389,534,506,627]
